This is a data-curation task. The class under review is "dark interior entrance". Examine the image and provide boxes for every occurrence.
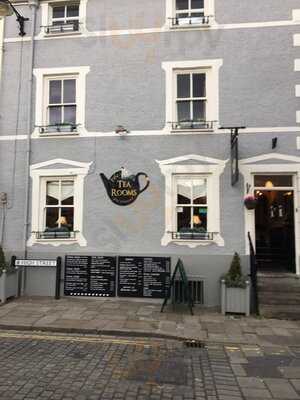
[254,187,295,272]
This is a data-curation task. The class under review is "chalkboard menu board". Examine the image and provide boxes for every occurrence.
[64,255,116,297]
[118,257,170,298]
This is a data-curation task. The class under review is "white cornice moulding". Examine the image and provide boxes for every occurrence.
[240,152,300,165]
[295,59,300,71]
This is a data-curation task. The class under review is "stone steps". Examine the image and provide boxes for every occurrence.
[259,305,300,320]
[257,273,300,319]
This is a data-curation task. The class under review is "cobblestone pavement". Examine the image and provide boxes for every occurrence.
[0,297,300,347]
[0,330,300,400]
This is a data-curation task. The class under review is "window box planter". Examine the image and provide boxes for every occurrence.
[0,269,19,304]
[221,279,250,316]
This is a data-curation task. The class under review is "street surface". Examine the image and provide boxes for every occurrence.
[0,330,299,400]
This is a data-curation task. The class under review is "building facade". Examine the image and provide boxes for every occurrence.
[0,0,300,307]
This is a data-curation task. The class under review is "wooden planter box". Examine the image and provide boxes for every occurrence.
[221,280,250,316]
[0,270,19,304]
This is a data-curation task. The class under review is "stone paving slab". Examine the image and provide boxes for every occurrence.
[0,297,299,348]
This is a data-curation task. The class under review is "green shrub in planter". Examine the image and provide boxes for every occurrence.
[223,252,248,289]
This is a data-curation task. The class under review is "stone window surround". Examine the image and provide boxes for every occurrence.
[157,154,226,248]
[33,66,90,137]
[38,0,89,38]
[165,0,216,29]
[162,59,223,133]
[28,158,92,247]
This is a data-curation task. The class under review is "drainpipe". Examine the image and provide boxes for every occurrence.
[22,0,38,292]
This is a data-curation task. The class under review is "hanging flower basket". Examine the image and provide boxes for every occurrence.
[244,195,257,210]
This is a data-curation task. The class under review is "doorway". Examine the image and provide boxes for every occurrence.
[254,175,296,273]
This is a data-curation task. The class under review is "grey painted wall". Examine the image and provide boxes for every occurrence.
[0,1,300,306]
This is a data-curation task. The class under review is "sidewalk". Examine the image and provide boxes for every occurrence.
[0,297,300,347]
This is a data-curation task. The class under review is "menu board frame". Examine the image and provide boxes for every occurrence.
[64,255,117,297]
[118,256,171,299]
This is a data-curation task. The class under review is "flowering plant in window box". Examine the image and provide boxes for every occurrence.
[244,194,257,210]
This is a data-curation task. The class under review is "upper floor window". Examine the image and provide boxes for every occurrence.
[40,1,85,36]
[46,76,77,131]
[33,66,90,137]
[175,70,207,130]
[167,0,214,28]
[49,3,80,33]
[175,0,204,24]
[162,59,223,133]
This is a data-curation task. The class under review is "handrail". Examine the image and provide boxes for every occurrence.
[248,231,259,315]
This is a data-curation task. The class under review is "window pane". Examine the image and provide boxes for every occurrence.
[191,0,204,8]
[177,101,190,122]
[52,6,65,19]
[64,105,76,124]
[61,208,74,230]
[63,79,76,103]
[46,181,59,205]
[177,181,191,204]
[61,181,74,205]
[190,12,204,17]
[254,175,293,187]
[49,80,62,104]
[67,4,79,17]
[176,0,189,10]
[193,101,206,121]
[193,73,206,97]
[45,207,59,229]
[177,74,190,98]
[49,106,62,125]
[177,207,191,231]
[193,179,207,204]
[193,207,207,231]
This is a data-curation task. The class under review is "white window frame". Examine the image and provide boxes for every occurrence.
[162,59,223,133]
[50,2,80,26]
[39,0,89,37]
[33,66,90,137]
[157,154,226,248]
[28,158,92,247]
[41,177,75,232]
[44,75,78,129]
[174,69,208,129]
[173,174,209,232]
[165,0,215,29]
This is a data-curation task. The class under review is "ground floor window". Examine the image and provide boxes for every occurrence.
[43,178,75,234]
[157,154,226,247]
[28,158,91,247]
[174,175,208,239]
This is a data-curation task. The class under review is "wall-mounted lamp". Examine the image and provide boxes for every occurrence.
[115,125,129,135]
[0,0,29,36]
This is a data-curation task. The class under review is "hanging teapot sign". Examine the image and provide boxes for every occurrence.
[100,168,150,206]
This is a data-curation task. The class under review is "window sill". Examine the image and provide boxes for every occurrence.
[169,23,211,30]
[38,131,80,138]
[171,128,215,134]
[161,232,225,248]
[43,31,82,38]
[27,233,87,247]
